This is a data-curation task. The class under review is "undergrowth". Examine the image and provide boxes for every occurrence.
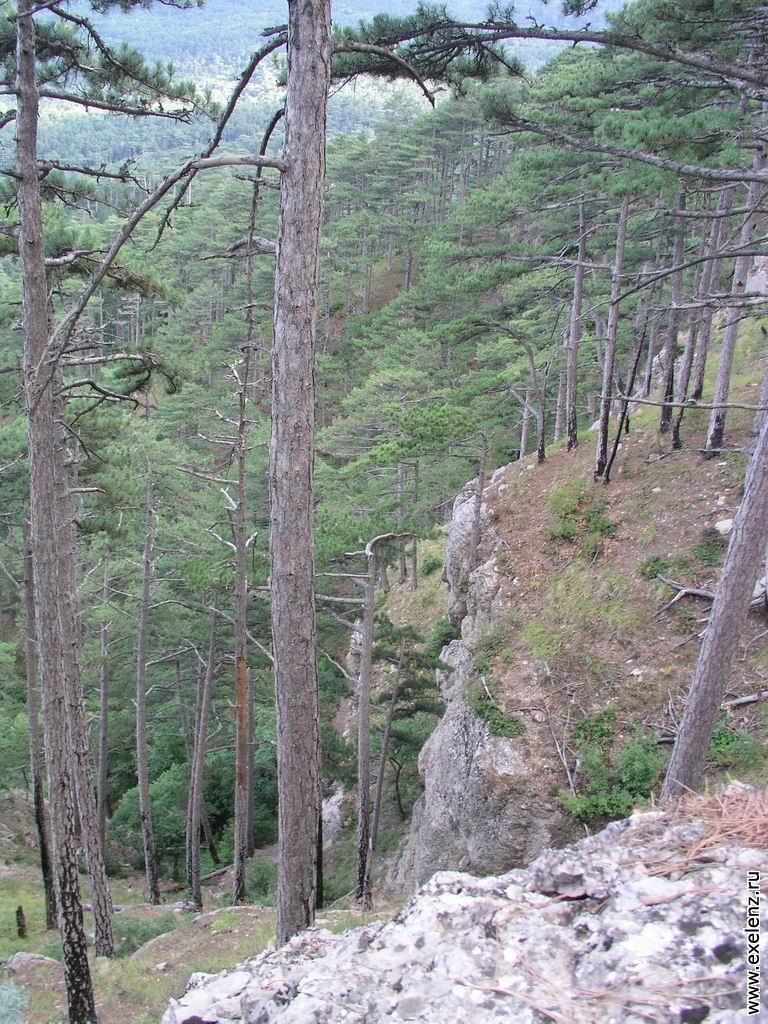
[560,709,667,823]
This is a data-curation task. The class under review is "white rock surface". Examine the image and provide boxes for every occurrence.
[163,794,765,1023]
[714,518,734,536]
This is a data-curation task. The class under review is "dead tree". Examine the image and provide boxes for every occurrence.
[186,611,217,912]
[136,476,161,904]
[595,195,630,478]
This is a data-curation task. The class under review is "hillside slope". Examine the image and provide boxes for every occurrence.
[394,346,768,888]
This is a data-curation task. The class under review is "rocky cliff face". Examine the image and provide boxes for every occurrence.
[163,786,764,1023]
[394,468,563,890]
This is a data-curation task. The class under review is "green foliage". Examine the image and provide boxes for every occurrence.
[244,855,278,905]
[474,628,508,673]
[708,721,764,769]
[420,553,443,576]
[425,616,460,658]
[693,528,728,567]
[638,555,677,580]
[468,679,526,739]
[562,710,667,823]
[113,913,179,958]
[548,480,616,556]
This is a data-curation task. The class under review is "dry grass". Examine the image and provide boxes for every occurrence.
[675,783,768,851]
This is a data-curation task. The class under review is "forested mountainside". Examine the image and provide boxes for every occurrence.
[1,0,767,1020]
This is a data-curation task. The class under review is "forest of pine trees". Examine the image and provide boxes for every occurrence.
[0,0,766,1019]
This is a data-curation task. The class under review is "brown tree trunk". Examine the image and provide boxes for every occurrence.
[663,412,768,797]
[690,189,735,401]
[659,193,687,433]
[355,546,376,909]
[705,141,766,454]
[186,611,217,912]
[672,206,723,448]
[233,370,250,905]
[370,643,404,854]
[54,403,115,957]
[595,195,630,478]
[553,370,566,444]
[519,389,531,458]
[468,435,488,572]
[23,526,57,931]
[566,198,586,450]
[270,0,330,946]
[16,4,96,1018]
[409,461,419,592]
[97,564,110,850]
[246,667,256,858]
[136,478,161,905]
[397,462,407,584]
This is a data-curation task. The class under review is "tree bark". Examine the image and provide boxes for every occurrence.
[270,0,330,946]
[663,411,768,797]
[705,141,766,454]
[54,402,115,957]
[246,667,256,858]
[690,188,735,401]
[356,546,376,909]
[409,461,419,591]
[16,4,96,1018]
[468,434,488,572]
[519,388,531,458]
[136,477,161,905]
[186,611,217,912]
[233,369,250,905]
[370,643,404,855]
[566,198,586,450]
[659,193,687,433]
[97,564,110,851]
[396,462,407,584]
[595,195,630,478]
[672,202,724,448]
[22,526,57,931]
[553,369,566,444]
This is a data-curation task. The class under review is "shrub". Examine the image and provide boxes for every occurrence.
[561,710,666,824]
[420,553,443,576]
[468,681,526,739]
[638,555,676,580]
[693,528,727,567]
[548,480,616,557]
[426,616,460,658]
[245,854,278,904]
[474,628,507,673]
[114,913,179,957]
[708,722,763,769]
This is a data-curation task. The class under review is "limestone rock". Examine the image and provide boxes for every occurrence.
[163,793,764,1023]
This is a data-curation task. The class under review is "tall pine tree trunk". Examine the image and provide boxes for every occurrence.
[16,4,96,1017]
[233,373,250,905]
[54,397,114,957]
[663,410,768,797]
[186,611,217,912]
[566,198,586,450]
[705,141,766,454]
[659,193,686,433]
[691,188,734,401]
[97,564,110,849]
[270,0,330,946]
[136,478,160,905]
[595,195,630,478]
[23,527,57,931]
[356,546,376,909]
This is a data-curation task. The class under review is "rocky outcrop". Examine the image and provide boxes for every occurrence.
[395,467,561,889]
[162,788,765,1023]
